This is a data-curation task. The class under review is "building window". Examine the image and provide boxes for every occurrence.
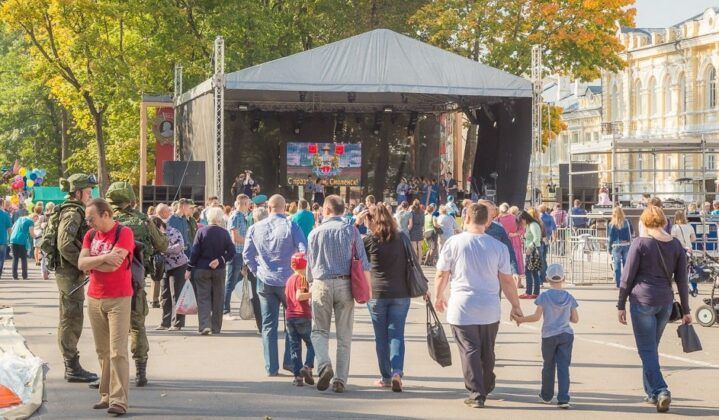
[611,83,621,121]
[678,73,686,114]
[707,154,716,170]
[708,66,717,109]
[634,79,643,118]
[663,76,673,113]
[648,77,657,116]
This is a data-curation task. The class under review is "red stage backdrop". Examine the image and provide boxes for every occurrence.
[152,108,174,184]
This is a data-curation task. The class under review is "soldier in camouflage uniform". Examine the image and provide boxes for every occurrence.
[105,181,168,387]
[55,174,99,383]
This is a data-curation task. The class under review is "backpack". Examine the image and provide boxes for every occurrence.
[115,210,154,274]
[40,201,85,271]
[89,225,145,294]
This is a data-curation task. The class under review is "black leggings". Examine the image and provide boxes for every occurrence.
[11,244,27,279]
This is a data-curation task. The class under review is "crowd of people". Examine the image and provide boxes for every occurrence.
[1,171,695,416]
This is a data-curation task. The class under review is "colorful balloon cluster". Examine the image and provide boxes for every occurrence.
[4,165,46,191]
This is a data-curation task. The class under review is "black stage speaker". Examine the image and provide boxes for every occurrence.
[162,161,206,186]
[141,185,205,212]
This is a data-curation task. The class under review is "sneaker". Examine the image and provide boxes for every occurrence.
[558,402,570,409]
[292,377,304,387]
[391,374,403,392]
[539,395,552,404]
[531,294,539,299]
[169,326,182,331]
[223,314,237,321]
[656,391,671,413]
[317,366,334,391]
[155,325,169,331]
[644,395,657,405]
[464,397,484,408]
[300,367,314,385]
[518,294,534,299]
[107,404,126,416]
[200,328,211,335]
[374,378,391,388]
[691,289,698,297]
[332,381,345,393]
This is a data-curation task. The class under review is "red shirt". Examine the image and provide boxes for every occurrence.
[82,222,135,299]
[285,273,311,319]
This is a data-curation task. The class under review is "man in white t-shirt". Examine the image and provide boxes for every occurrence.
[434,203,523,409]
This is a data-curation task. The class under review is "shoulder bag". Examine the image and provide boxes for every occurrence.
[654,239,683,322]
[350,226,370,304]
[426,298,452,367]
[400,232,429,297]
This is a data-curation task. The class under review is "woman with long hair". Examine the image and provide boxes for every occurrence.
[617,206,691,413]
[671,210,697,296]
[422,203,440,265]
[518,210,542,298]
[608,206,632,288]
[363,203,414,392]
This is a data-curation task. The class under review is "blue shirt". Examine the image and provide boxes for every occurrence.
[540,212,557,238]
[486,221,518,275]
[167,214,190,256]
[243,213,307,286]
[291,209,315,239]
[10,216,34,246]
[0,209,12,245]
[570,206,588,228]
[535,289,578,338]
[227,210,249,253]
[608,220,632,249]
[306,216,370,280]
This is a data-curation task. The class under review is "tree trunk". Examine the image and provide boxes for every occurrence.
[462,123,479,190]
[92,110,110,194]
[60,107,69,177]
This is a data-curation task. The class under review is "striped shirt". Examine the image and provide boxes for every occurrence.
[306,216,370,281]
[228,210,249,253]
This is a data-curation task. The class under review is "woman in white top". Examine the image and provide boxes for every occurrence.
[436,205,460,252]
[671,210,698,296]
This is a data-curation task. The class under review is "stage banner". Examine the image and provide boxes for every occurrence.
[153,107,174,185]
[286,142,361,187]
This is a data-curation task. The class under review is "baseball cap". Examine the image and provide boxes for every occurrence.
[546,264,565,282]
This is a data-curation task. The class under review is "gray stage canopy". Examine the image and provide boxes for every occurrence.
[176,28,533,203]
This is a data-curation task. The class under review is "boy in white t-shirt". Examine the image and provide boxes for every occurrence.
[513,264,579,409]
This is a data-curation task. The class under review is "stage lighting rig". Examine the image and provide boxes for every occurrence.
[294,110,305,135]
[407,112,418,135]
[250,110,262,132]
[482,105,498,128]
[503,101,516,124]
[373,111,383,135]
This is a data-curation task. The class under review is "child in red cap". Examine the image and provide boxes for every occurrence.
[285,252,315,386]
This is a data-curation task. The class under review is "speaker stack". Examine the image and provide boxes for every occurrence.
[141,161,206,211]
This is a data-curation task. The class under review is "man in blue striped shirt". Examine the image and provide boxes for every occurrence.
[243,194,307,376]
[224,194,251,317]
[306,195,370,393]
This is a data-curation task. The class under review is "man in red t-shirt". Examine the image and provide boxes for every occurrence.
[285,252,315,387]
[78,198,134,416]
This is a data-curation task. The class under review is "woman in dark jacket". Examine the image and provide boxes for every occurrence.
[617,205,691,413]
[607,206,632,288]
[187,207,235,335]
[363,203,414,392]
[407,199,424,259]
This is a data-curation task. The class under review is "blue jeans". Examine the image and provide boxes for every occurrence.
[286,317,314,376]
[0,245,6,277]
[223,253,244,313]
[540,242,548,283]
[541,333,574,403]
[367,297,411,380]
[612,245,629,288]
[257,279,291,374]
[630,303,672,398]
[525,254,541,296]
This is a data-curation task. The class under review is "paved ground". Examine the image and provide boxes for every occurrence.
[3,263,719,419]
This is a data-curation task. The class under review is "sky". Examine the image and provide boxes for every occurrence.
[633,0,718,28]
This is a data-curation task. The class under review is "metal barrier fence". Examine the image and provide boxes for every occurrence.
[546,227,615,285]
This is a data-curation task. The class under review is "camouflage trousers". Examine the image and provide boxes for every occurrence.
[131,287,149,362]
[55,267,87,360]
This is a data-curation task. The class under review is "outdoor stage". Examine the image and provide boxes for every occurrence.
[175,29,532,205]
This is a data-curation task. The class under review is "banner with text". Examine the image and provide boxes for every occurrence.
[286,142,362,187]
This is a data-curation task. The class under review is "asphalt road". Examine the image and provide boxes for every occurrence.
[3,264,719,419]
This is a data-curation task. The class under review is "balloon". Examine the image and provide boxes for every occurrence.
[18,167,26,176]
[10,195,18,205]
[35,177,43,185]
[14,175,21,182]
[26,180,34,188]
[39,169,46,177]
[29,172,37,181]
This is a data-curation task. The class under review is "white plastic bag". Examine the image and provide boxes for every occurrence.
[175,280,198,315]
[238,279,254,320]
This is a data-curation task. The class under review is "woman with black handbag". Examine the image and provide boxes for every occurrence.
[617,205,692,413]
[518,210,543,299]
[363,203,419,392]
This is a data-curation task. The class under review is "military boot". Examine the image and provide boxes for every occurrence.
[135,360,147,387]
[64,355,98,383]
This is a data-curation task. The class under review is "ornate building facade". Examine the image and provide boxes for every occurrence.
[597,7,719,203]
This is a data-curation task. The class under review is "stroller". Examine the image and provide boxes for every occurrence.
[689,254,712,297]
[695,255,719,327]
